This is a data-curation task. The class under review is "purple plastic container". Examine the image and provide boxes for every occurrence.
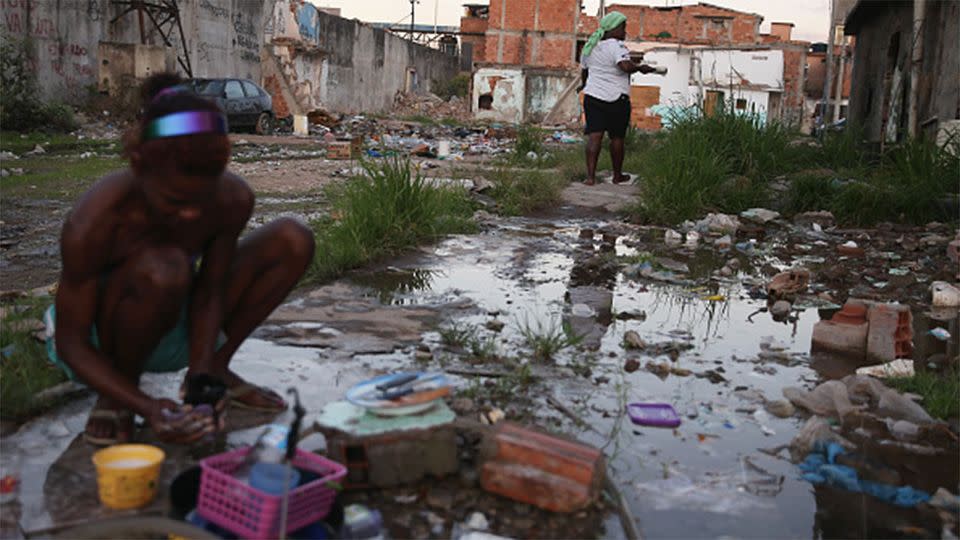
[627,403,681,428]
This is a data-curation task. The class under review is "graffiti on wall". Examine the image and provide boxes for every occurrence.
[296,3,318,41]
[233,11,260,63]
[198,0,229,19]
[3,0,56,38]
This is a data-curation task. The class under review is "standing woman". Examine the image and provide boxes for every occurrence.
[579,12,657,185]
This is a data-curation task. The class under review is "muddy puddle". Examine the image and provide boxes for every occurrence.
[342,216,953,538]
[2,213,954,538]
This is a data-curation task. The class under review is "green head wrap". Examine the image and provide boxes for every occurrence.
[581,11,628,59]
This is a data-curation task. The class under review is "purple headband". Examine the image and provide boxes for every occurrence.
[142,111,228,141]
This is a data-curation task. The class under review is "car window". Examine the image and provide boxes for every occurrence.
[224,80,244,99]
[195,80,224,96]
[241,81,261,97]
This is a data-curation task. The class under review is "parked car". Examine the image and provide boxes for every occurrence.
[190,78,274,135]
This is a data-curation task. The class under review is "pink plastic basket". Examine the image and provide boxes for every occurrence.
[197,447,347,539]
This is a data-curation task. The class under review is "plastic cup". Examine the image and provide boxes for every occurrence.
[92,444,165,509]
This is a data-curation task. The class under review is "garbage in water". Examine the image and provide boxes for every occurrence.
[767,270,810,299]
[627,403,682,428]
[798,442,930,507]
[635,462,778,515]
[783,375,934,424]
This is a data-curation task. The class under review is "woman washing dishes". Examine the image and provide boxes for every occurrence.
[579,12,664,186]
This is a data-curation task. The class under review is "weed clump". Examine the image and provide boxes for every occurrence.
[308,158,476,282]
[488,168,568,215]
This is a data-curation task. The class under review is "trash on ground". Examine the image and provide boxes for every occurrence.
[855,359,915,378]
[740,208,780,224]
[798,442,930,507]
[767,270,810,299]
[783,375,934,424]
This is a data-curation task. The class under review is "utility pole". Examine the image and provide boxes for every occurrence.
[821,0,836,132]
[410,0,416,40]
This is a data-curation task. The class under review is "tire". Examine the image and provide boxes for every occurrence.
[255,112,273,135]
[52,516,221,539]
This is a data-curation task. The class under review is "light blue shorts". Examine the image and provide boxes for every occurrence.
[44,305,225,381]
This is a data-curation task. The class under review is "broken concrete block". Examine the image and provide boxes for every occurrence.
[767,269,810,299]
[866,303,913,363]
[812,320,868,360]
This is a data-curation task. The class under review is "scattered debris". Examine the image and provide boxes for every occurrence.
[931,281,960,307]
[740,208,780,224]
[623,331,646,350]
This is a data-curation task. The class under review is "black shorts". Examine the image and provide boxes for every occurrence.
[583,93,631,138]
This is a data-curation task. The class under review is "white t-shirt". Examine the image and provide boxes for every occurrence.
[581,39,631,102]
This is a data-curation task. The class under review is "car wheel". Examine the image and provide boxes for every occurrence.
[255,112,273,135]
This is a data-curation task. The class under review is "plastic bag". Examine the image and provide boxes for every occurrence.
[788,416,855,462]
[782,380,862,418]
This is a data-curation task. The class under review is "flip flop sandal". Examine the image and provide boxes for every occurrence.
[227,383,286,412]
[83,409,134,446]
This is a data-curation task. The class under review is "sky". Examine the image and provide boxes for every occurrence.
[309,0,831,43]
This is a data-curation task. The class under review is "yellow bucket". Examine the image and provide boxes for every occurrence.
[92,444,165,510]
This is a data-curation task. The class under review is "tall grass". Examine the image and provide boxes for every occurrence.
[784,134,959,225]
[888,369,960,420]
[308,158,476,282]
[630,107,791,222]
[622,103,958,226]
[488,168,569,215]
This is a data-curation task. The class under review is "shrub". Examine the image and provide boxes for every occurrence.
[0,40,78,133]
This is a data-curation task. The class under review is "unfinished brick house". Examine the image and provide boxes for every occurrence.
[468,1,808,129]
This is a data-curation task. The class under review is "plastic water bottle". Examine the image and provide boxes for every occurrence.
[234,408,294,483]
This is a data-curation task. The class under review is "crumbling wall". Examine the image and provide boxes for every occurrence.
[0,0,265,105]
[524,69,578,123]
[472,66,525,123]
[267,1,459,116]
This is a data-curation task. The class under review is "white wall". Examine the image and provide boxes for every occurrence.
[631,50,694,108]
[472,67,525,123]
[697,49,784,90]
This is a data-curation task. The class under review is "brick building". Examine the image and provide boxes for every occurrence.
[469,1,809,128]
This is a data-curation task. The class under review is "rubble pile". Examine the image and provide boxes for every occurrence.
[392,92,471,122]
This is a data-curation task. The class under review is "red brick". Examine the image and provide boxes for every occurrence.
[263,75,289,119]
[538,36,574,67]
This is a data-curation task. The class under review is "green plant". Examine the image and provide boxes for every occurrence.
[439,321,477,349]
[0,297,68,421]
[468,335,499,360]
[512,124,544,161]
[433,74,470,101]
[519,317,583,361]
[308,158,476,282]
[0,40,78,133]
[487,168,568,215]
[888,370,960,420]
